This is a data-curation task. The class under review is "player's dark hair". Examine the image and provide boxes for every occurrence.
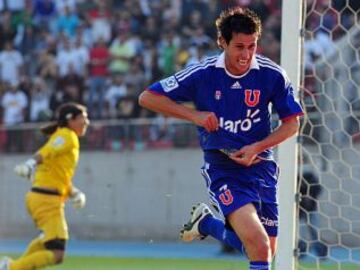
[40,103,87,135]
[216,7,262,45]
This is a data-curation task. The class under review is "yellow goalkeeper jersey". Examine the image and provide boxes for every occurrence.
[33,127,79,197]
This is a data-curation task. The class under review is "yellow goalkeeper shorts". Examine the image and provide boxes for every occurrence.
[26,191,69,242]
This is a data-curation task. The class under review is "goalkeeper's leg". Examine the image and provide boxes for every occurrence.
[20,236,44,257]
[9,239,65,270]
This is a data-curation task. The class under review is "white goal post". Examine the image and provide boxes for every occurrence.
[278,0,360,269]
[276,0,303,269]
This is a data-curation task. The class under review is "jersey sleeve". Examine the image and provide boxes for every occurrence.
[147,69,199,102]
[271,72,304,120]
[38,131,78,159]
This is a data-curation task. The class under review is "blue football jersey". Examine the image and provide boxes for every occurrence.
[148,53,303,162]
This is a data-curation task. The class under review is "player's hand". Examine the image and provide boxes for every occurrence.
[14,159,37,180]
[229,144,261,167]
[193,111,219,132]
[70,188,86,209]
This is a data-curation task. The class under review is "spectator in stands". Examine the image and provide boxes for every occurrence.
[140,16,160,44]
[34,28,56,55]
[1,81,28,152]
[5,0,26,12]
[124,56,146,97]
[189,26,212,48]
[17,25,38,77]
[55,0,77,15]
[29,77,51,122]
[55,38,77,78]
[158,31,179,77]
[259,31,280,63]
[181,10,204,39]
[72,22,93,49]
[104,73,127,118]
[185,44,211,67]
[87,0,111,44]
[0,41,24,85]
[73,35,89,77]
[0,0,322,126]
[38,48,58,81]
[55,5,80,38]
[109,31,135,74]
[33,0,57,31]
[142,41,163,84]
[1,81,28,126]
[0,10,17,49]
[88,37,110,119]
[116,94,139,119]
[112,10,132,36]
[57,63,84,104]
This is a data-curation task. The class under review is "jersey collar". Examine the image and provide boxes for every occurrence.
[215,52,260,77]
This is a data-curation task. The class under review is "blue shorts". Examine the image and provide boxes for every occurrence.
[201,160,279,237]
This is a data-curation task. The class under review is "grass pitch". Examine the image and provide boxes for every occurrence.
[2,254,358,269]
[52,256,244,270]
[49,256,358,270]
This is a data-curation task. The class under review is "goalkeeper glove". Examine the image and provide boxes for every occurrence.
[70,187,86,209]
[14,159,37,180]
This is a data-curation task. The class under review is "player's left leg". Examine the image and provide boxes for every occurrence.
[9,249,57,270]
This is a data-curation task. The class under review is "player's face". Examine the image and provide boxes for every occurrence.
[221,32,258,76]
[69,111,90,137]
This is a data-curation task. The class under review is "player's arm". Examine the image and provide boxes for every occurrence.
[230,116,300,166]
[14,153,43,179]
[139,90,219,132]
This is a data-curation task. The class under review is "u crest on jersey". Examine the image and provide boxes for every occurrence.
[244,89,261,107]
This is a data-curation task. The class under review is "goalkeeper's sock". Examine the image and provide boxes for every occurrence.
[199,215,245,253]
[10,250,56,270]
[20,237,45,257]
[249,261,271,270]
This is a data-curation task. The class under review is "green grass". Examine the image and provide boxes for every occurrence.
[51,256,360,270]
[2,255,359,269]
[52,257,245,270]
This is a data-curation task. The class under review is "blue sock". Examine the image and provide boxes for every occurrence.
[199,215,245,252]
[249,261,270,270]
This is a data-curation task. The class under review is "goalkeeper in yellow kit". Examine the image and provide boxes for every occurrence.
[0,102,90,270]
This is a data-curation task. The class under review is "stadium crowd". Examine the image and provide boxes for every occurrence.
[0,0,285,126]
[0,0,357,133]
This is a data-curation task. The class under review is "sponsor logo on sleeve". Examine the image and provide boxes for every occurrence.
[160,76,179,92]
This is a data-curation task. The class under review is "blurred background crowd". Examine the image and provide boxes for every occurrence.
[0,0,283,126]
[0,0,358,146]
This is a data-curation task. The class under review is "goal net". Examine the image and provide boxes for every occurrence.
[298,0,360,268]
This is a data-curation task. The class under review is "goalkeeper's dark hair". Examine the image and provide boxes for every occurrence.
[215,7,262,46]
[40,103,87,135]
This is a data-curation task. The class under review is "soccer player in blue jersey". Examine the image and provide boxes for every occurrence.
[139,7,303,270]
